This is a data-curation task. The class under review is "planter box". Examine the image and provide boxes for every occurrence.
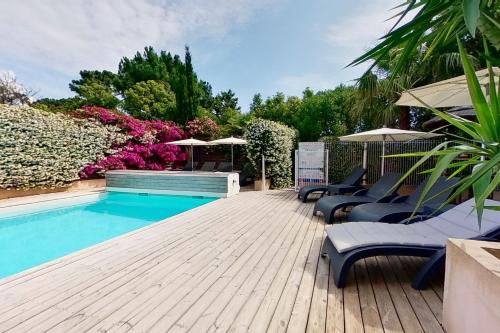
[444,239,500,333]
[254,179,271,191]
[0,179,106,200]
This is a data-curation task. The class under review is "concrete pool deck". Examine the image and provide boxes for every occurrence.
[0,190,445,332]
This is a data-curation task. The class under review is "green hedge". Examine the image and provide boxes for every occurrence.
[0,104,127,189]
[245,119,296,189]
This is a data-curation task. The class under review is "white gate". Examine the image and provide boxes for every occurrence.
[294,142,328,192]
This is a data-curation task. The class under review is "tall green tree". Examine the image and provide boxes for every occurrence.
[249,93,264,115]
[123,80,176,120]
[213,90,240,120]
[248,87,357,141]
[293,86,356,141]
[69,70,117,95]
[68,46,212,124]
[77,80,120,109]
[249,92,299,127]
[184,46,198,123]
[115,47,169,94]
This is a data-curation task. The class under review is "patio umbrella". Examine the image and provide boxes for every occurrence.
[339,126,442,176]
[422,106,476,130]
[168,138,210,171]
[209,136,247,171]
[396,67,499,108]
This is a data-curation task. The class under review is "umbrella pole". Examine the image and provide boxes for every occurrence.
[231,144,234,172]
[261,154,266,191]
[191,145,194,172]
[362,142,368,185]
[381,141,385,176]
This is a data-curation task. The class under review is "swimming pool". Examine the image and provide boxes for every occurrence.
[0,192,216,278]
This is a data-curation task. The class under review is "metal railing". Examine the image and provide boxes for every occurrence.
[324,139,445,186]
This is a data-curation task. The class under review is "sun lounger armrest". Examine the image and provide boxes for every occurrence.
[473,236,500,242]
[423,204,455,216]
[353,189,368,196]
[398,215,430,224]
[376,194,398,203]
[390,195,409,203]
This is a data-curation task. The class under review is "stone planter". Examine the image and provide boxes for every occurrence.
[0,179,106,200]
[443,239,500,332]
[254,179,271,191]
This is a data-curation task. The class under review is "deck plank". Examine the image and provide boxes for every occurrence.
[191,201,315,332]
[343,268,364,333]
[363,257,403,333]
[284,216,326,333]
[387,257,444,333]
[326,264,344,333]
[0,190,445,332]
[355,259,384,333]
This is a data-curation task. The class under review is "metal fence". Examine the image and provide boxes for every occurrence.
[324,139,445,186]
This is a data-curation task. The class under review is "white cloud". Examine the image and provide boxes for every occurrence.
[0,0,276,77]
[325,0,404,65]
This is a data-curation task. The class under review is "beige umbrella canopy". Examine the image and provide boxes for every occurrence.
[339,126,442,176]
[209,136,247,171]
[396,67,500,108]
[168,138,211,171]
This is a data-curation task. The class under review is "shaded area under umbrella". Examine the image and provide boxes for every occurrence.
[168,138,211,172]
[209,136,247,172]
[339,126,442,176]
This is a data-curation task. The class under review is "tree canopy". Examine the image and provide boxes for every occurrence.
[248,86,357,141]
[69,46,214,124]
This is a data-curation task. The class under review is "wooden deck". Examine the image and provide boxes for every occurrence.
[0,190,445,332]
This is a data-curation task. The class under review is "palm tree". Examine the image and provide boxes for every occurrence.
[353,44,473,129]
[350,0,499,75]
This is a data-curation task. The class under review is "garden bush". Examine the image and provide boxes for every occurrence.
[0,104,127,189]
[76,106,187,178]
[244,119,296,189]
[186,116,220,140]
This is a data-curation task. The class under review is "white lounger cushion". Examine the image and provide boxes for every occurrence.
[326,198,500,253]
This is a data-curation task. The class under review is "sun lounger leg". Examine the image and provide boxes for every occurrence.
[411,249,445,290]
[321,237,352,288]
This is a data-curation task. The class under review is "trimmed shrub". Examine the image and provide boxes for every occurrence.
[0,104,127,189]
[244,119,296,189]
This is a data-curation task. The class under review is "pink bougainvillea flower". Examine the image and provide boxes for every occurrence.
[77,106,188,176]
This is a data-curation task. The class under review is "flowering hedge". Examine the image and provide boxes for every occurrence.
[76,106,187,178]
[244,119,296,189]
[186,117,220,140]
[0,104,127,189]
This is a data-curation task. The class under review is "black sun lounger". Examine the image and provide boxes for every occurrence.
[199,161,216,171]
[322,198,500,289]
[183,161,198,171]
[217,162,232,172]
[298,166,366,202]
[347,176,460,223]
[313,173,402,224]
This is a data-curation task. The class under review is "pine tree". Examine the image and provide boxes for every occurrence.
[184,46,197,122]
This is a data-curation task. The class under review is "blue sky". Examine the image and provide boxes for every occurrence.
[0,0,399,112]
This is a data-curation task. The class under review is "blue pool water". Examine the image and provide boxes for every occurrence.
[0,192,216,278]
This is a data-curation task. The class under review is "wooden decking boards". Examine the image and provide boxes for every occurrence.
[0,190,445,332]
